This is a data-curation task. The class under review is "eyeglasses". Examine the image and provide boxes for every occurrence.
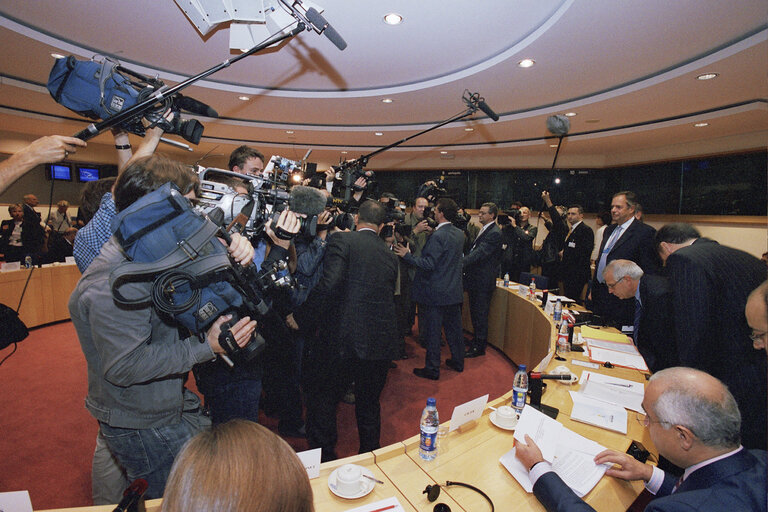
[605,280,619,289]
[636,414,671,428]
[749,330,767,343]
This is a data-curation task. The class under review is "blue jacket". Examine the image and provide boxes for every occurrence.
[405,222,464,306]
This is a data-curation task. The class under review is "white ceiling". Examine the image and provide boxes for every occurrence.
[0,0,766,171]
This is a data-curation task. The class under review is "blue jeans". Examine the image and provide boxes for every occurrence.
[99,408,210,499]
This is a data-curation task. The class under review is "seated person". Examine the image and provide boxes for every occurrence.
[515,367,767,512]
[0,204,25,262]
[161,419,314,512]
[43,227,77,263]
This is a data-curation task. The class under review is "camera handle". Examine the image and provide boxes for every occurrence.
[73,23,306,141]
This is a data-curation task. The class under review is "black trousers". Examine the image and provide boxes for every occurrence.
[467,286,494,350]
[302,349,390,462]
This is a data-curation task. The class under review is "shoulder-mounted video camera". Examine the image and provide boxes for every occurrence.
[47,56,216,144]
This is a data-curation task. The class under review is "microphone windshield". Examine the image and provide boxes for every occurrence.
[306,8,347,50]
[477,100,500,122]
[175,94,219,118]
[546,115,570,136]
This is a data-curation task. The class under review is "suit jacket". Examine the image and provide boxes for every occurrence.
[405,223,464,306]
[665,238,767,449]
[560,221,594,283]
[293,229,398,361]
[532,449,767,512]
[0,219,17,254]
[463,223,502,293]
[21,204,45,254]
[593,218,659,280]
[637,274,678,373]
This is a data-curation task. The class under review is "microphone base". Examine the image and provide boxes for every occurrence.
[530,403,559,420]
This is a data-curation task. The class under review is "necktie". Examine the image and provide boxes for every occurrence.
[596,226,623,283]
[672,476,684,493]
[633,299,642,345]
[565,227,574,242]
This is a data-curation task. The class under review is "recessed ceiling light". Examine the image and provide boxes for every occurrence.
[240,48,250,53]
[238,95,250,101]
[51,53,65,59]
[549,144,558,148]
[374,132,383,136]
[564,112,577,117]
[554,178,561,184]
[696,73,719,81]
[585,119,600,124]
[464,127,474,132]
[440,151,448,154]
[381,98,393,104]
[694,122,709,127]
[518,59,535,68]
[341,151,348,154]
[286,130,295,134]
[383,13,403,25]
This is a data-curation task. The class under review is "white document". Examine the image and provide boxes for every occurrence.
[535,350,555,372]
[578,371,645,413]
[499,448,535,492]
[569,391,628,434]
[449,394,489,432]
[343,496,405,512]
[1,261,21,272]
[513,406,563,462]
[296,447,322,479]
[571,359,599,369]
[0,490,33,512]
[586,337,638,354]
[588,346,649,372]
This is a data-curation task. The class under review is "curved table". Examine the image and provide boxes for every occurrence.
[0,264,80,328]
[40,283,655,512]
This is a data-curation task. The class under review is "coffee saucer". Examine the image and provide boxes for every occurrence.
[328,465,376,499]
[489,411,518,431]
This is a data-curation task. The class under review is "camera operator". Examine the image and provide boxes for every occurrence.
[536,191,568,285]
[500,205,537,283]
[403,196,433,337]
[69,155,258,499]
[228,145,266,177]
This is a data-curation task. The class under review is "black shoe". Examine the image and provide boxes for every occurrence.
[413,367,439,380]
[278,424,307,438]
[445,359,464,372]
[390,361,398,369]
[399,352,409,360]
[465,346,486,358]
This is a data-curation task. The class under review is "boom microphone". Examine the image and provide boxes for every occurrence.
[175,94,219,118]
[305,7,348,50]
[546,115,570,136]
[477,100,500,122]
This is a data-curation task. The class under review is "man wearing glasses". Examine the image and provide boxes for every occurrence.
[515,367,767,512]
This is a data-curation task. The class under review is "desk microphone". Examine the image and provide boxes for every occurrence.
[529,372,572,380]
[112,479,148,512]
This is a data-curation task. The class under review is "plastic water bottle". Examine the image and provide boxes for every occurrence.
[503,273,510,288]
[553,298,562,323]
[419,398,439,461]
[24,255,32,269]
[528,278,536,300]
[557,321,570,355]
[511,364,528,413]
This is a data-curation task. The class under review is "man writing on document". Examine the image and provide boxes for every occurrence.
[514,367,767,512]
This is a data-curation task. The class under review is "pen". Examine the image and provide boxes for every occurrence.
[363,474,385,485]
[604,382,632,388]
[368,504,396,512]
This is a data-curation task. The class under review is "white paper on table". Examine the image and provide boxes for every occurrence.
[569,391,628,434]
[64,256,76,265]
[296,447,322,479]
[449,394,489,432]
[535,350,555,372]
[513,406,563,462]
[587,346,649,372]
[1,261,21,272]
[558,427,606,457]
[499,447,534,492]
[585,337,637,354]
[343,496,405,512]
[0,490,33,512]
[551,445,610,497]
[571,359,599,369]
[578,371,645,413]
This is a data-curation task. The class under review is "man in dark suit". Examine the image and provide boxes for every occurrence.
[656,223,767,450]
[463,202,503,358]
[559,204,594,303]
[44,226,77,263]
[603,259,678,373]
[589,190,658,327]
[515,367,768,512]
[291,199,398,461]
[395,198,465,379]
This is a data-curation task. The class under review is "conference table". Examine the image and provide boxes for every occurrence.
[0,264,80,328]
[39,281,655,512]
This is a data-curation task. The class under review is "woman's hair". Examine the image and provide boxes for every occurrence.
[161,420,314,512]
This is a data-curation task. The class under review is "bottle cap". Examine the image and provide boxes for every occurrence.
[519,364,527,371]
[426,397,436,406]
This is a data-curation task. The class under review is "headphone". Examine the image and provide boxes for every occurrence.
[423,481,495,512]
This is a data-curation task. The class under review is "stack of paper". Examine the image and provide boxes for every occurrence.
[581,326,649,371]
[500,407,610,497]
[569,391,628,434]
[578,371,645,413]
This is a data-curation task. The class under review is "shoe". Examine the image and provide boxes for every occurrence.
[413,367,439,380]
[278,424,307,438]
[390,361,398,369]
[445,359,464,372]
[342,391,356,404]
[399,352,409,360]
[464,346,486,358]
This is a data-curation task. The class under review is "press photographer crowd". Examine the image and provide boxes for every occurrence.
[1,51,766,512]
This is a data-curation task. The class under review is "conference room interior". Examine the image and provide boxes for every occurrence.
[0,1,767,511]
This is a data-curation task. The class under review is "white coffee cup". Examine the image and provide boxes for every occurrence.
[495,405,519,427]
[335,464,363,495]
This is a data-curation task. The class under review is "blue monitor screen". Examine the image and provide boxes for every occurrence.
[78,167,100,182]
[50,164,71,181]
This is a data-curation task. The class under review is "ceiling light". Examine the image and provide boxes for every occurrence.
[518,59,535,68]
[585,119,600,124]
[549,144,558,148]
[696,73,719,81]
[238,95,250,101]
[375,132,383,136]
[381,98,393,104]
[51,53,65,59]
[554,178,561,184]
[694,122,709,127]
[286,130,294,134]
[464,127,474,132]
[341,151,348,154]
[383,13,403,25]
[564,112,577,117]
[440,151,448,154]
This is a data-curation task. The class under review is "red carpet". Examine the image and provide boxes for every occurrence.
[0,321,517,510]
